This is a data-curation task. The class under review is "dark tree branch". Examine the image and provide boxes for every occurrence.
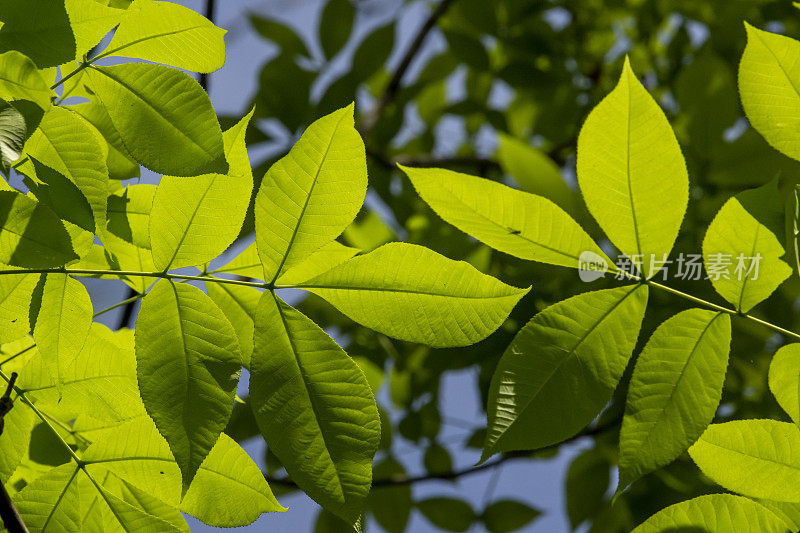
[362,0,458,134]
[264,419,618,489]
[198,0,216,91]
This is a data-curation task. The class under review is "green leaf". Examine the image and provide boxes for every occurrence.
[702,179,792,312]
[294,242,529,347]
[211,241,261,279]
[576,57,688,278]
[496,133,573,212]
[135,279,242,492]
[249,16,310,59]
[0,51,52,109]
[0,272,37,343]
[618,309,731,490]
[19,106,109,233]
[631,493,790,533]
[366,457,411,533]
[277,240,359,285]
[71,100,140,181]
[319,0,354,60]
[483,285,648,460]
[102,0,226,73]
[30,273,92,391]
[565,449,610,528]
[417,497,476,532]
[0,190,78,267]
[255,103,366,282]
[0,101,26,171]
[250,291,380,523]
[206,283,261,369]
[84,63,226,176]
[0,0,123,67]
[83,416,285,527]
[14,463,82,531]
[689,420,800,502]
[739,24,800,162]
[351,23,394,82]
[25,158,95,233]
[105,183,154,250]
[481,500,541,533]
[150,109,253,270]
[401,165,609,270]
[0,398,35,483]
[769,344,800,424]
[21,322,145,421]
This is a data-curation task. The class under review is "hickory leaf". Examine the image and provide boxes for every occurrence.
[769,344,800,424]
[631,493,791,533]
[83,417,285,527]
[135,279,242,492]
[293,242,530,347]
[276,240,359,285]
[0,191,78,268]
[250,291,380,523]
[30,273,93,391]
[71,100,140,181]
[483,284,648,460]
[0,0,122,67]
[149,109,253,271]
[0,271,37,343]
[402,166,608,270]
[103,0,227,73]
[206,283,261,369]
[255,103,366,283]
[577,57,688,278]
[0,50,52,109]
[739,24,800,162]
[689,420,800,502]
[618,309,731,491]
[702,179,792,312]
[20,106,109,232]
[84,63,226,176]
[0,101,26,171]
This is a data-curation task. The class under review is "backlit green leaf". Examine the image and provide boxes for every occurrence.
[71,100,140,181]
[0,191,78,267]
[250,291,380,523]
[255,103,366,282]
[631,493,790,532]
[103,0,226,73]
[20,106,109,232]
[319,0,354,60]
[576,58,688,278]
[31,273,92,389]
[619,309,731,490]
[83,416,285,526]
[401,165,608,270]
[702,179,792,312]
[85,63,226,176]
[0,271,37,343]
[0,51,52,109]
[483,285,648,460]
[135,279,242,492]
[294,242,529,347]
[769,344,800,424]
[150,109,253,270]
[276,240,359,285]
[689,420,800,502]
[206,283,261,369]
[739,24,800,161]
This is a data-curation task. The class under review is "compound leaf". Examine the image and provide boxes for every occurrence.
[577,57,688,278]
[294,242,529,347]
[769,344,800,424]
[483,284,648,460]
[618,309,731,490]
[135,279,242,492]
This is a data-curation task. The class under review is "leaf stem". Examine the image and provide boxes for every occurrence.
[0,268,268,289]
[93,293,146,319]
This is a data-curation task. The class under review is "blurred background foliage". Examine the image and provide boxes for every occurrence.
[202,0,800,530]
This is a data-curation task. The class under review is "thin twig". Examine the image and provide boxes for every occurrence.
[362,0,458,134]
